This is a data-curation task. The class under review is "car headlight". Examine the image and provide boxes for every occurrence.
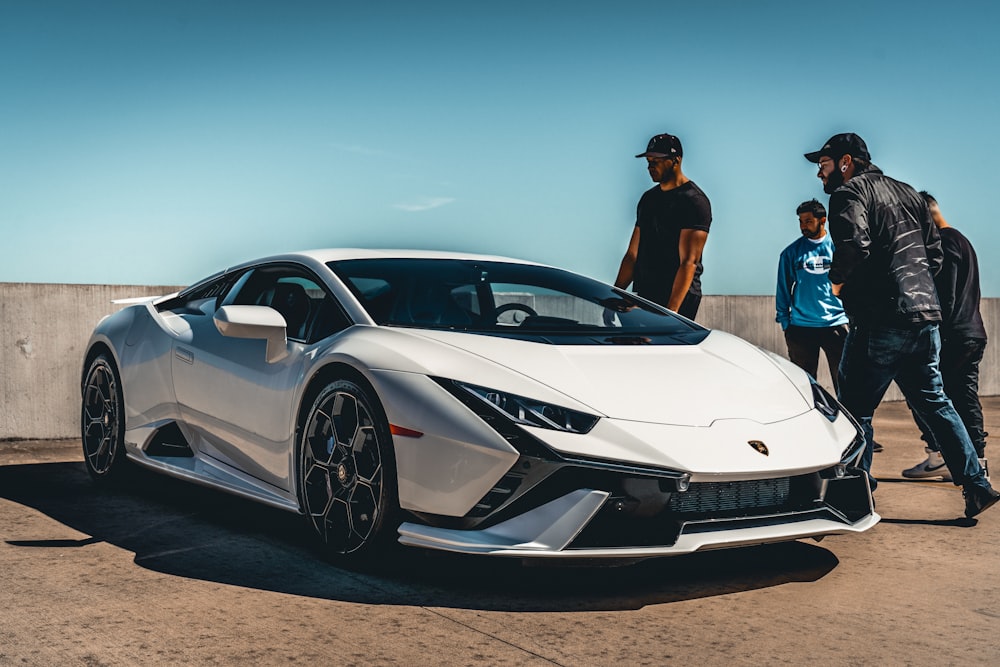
[811,380,840,422]
[454,381,599,434]
[804,381,865,463]
[841,433,866,465]
[808,381,867,463]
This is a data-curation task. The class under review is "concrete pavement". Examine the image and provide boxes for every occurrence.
[1,399,998,665]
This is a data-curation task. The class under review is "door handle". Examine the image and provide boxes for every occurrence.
[175,347,194,365]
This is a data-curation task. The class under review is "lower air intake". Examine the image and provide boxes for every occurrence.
[669,478,791,515]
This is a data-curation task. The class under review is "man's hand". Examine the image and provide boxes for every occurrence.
[599,296,634,312]
[599,297,635,326]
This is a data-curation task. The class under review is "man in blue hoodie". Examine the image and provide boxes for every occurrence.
[775,198,849,393]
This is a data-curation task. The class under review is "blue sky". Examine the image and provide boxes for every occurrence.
[3,1,998,295]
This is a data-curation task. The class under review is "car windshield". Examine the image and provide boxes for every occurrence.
[328,258,707,345]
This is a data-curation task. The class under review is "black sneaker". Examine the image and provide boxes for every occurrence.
[872,440,884,453]
[964,485,1000,519]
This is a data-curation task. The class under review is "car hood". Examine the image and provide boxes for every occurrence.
[406,329,812,426]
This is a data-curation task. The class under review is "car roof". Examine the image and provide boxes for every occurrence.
[227,248,546,271]
[175,249,557,302]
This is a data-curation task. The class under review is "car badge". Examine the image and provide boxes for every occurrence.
[748,440,769,456]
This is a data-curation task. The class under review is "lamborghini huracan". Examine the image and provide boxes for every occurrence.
[81,249,878,561]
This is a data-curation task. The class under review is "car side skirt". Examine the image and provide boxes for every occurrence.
[123,422,300,513]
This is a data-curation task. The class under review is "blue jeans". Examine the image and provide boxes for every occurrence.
[837,322,989,492]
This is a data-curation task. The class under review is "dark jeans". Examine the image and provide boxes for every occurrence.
[910,336,987,457]
[837,322,989,492]
[784,324,848,392]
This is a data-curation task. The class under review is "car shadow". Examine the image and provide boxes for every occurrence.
[1,461,839,612]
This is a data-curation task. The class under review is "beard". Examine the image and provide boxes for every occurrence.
[823,169,844,194]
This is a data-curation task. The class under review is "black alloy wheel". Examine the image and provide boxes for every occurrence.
[81,354,130,482]
[299,379,399,557]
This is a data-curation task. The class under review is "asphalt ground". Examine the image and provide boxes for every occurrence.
[1,399,999,666]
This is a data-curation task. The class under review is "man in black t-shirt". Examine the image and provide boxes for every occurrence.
[614,133,712,320]
[902,192,990,480]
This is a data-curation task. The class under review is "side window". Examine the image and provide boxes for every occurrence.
[158,271,244,316]
[230,266,352,343]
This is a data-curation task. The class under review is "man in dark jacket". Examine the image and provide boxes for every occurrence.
[805,133,998,518]
[902,192,989,480]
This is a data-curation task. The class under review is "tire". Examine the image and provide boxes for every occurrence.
[298,379,399,558]
[81,354,131,483]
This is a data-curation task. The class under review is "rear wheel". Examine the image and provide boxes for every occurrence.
[81,354,130,482]
[299,379,399,557]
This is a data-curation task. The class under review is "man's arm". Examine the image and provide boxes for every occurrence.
[666,228,709,312]
[614,226,640,290]
[827,188,870,289]
[920,200,943,276]
[935,234,959,323]
[775,247,794,330]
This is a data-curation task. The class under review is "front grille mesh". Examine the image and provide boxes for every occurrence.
[669,477,790,515]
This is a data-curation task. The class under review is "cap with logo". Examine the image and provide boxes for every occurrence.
[636,133,683,158]
[804,133,871,163]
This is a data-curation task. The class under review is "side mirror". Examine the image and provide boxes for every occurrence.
[213,305,289,363]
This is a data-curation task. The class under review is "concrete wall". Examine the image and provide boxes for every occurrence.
[1,283,181,440]
[2,283,997,440]
[697,296,1000,404]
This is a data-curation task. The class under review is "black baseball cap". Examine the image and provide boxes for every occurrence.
[636,133,683,158]
[804,133,871,163]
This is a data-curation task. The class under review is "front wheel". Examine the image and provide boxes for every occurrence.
[81,353,131,483]
[298,379,399,558]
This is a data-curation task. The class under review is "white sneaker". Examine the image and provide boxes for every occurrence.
[902,448,952,481]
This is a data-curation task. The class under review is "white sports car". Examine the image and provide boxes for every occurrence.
[81,249,878,561]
